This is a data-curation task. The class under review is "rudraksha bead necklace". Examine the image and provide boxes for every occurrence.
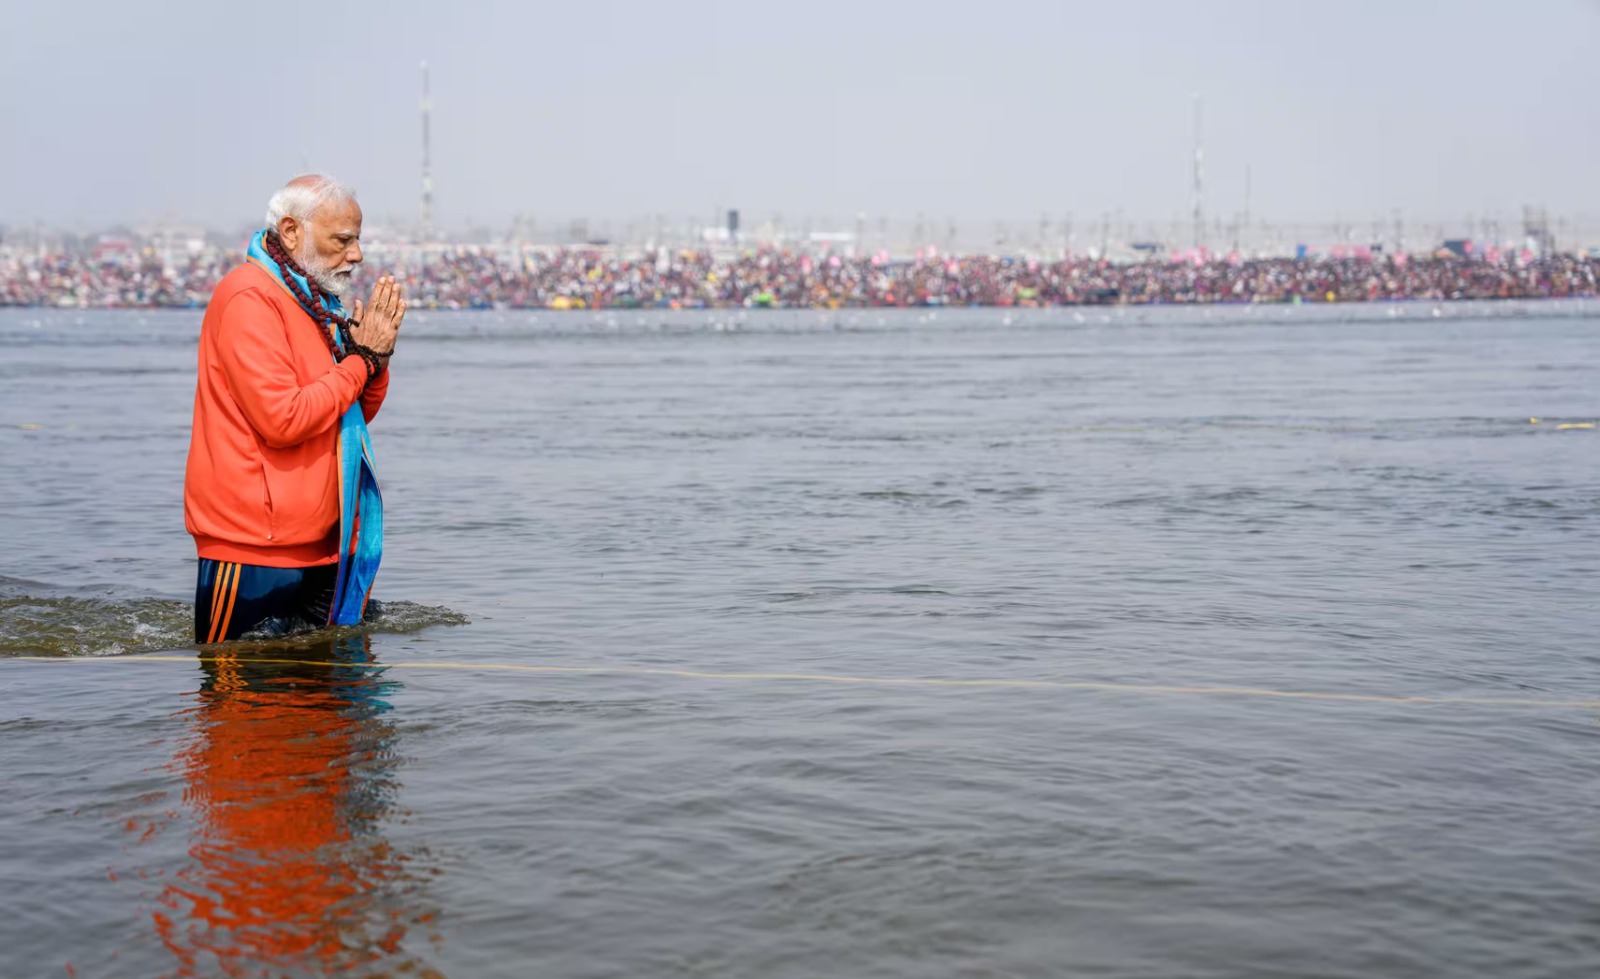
[261,230,385,379]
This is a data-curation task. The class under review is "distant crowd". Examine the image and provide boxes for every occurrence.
[4,244,1599,309]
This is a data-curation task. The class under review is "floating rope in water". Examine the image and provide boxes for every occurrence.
[14,655,1600,711]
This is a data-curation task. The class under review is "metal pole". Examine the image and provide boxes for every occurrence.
[420,61,434,236]
[1192,93,1204,252]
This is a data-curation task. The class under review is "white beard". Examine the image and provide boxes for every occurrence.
[298,241,355,299]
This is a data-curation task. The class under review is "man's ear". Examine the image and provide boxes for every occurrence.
[278,216,303,253]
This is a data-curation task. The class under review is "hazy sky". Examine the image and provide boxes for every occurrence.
[2,0,1597,231]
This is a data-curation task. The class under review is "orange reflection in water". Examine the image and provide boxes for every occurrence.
[153,635,441,977]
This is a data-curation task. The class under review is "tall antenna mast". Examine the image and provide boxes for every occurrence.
[1242,164,1251,253]
[1191,92,1204,252]
[420,60,434,236]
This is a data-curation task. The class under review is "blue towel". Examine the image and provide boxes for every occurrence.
[245,230,383,625]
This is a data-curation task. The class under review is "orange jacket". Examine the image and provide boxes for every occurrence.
[185,262,389,567]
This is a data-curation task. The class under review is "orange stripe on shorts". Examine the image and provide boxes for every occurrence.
[205,563,229,643]
[216,564,243,642]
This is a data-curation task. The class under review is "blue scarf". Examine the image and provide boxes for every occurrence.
[246,230,383,627]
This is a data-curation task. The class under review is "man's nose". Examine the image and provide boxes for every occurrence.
[347,241,364,265]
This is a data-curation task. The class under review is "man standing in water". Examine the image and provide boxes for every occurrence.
[185,175,405,642]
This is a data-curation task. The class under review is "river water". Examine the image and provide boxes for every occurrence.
[2,302,1598,978]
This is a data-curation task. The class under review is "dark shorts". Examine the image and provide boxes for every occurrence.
[195,559,339,643]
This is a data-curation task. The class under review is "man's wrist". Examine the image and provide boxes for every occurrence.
[346,344,385,379]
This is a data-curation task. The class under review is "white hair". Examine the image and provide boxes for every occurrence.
[263,176,358,230]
